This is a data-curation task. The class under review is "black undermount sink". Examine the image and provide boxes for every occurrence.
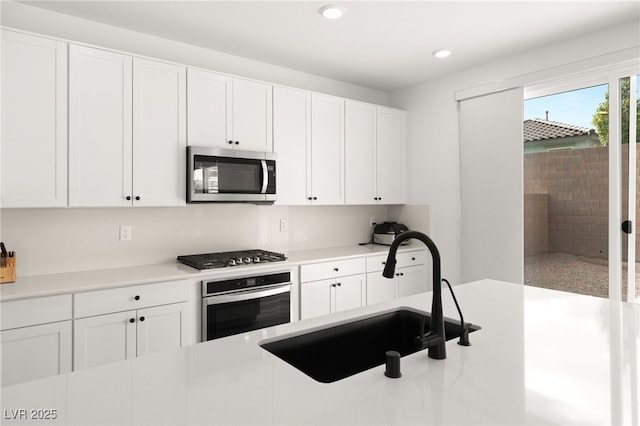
[260,308,481,383]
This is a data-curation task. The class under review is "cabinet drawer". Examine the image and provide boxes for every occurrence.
[396,250,427,268]
[300,258,365,282]
[74,280,189,318]
[366,250,427,272]
[1,294,72,330]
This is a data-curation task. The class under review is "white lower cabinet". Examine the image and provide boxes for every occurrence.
[301,274,365,320]
[367,265,428,305]
[1,321,72,387]
[73,280,190,371]
[298,251,428,319]
[73,302,188,370]
[0,294,73,387]
[366,250,429,306]
[73,310,136,370]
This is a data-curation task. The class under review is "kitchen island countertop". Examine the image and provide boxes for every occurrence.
[1,279,638,425]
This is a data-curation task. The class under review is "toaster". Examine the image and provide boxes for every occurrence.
[373,221,409,246]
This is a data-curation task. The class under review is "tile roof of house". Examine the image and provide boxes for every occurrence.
[523,118,597,143]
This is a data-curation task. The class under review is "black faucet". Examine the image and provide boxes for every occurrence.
[383,231,446,360]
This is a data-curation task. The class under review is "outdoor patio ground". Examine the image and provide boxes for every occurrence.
[524,252,640,303]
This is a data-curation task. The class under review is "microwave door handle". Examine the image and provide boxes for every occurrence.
[261,160,268,194]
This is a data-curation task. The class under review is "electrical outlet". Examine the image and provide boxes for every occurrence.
[369,217,377,227]
[119,225,132,241]
[279,218,288,232]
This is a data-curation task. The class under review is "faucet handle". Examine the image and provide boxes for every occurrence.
[458,323,472,346]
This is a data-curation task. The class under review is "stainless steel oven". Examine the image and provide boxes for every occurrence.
[202,271,291,341]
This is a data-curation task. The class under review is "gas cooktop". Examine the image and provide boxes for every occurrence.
[177,249,287,270]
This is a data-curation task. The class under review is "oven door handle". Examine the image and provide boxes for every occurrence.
[260,160,268,194]
[204,284,291,305]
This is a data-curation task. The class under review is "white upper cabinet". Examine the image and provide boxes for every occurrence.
[187,69,273,152]
[1,31,68,208]
[69,45,133,207]
[310,93,345,205]
[345,100,376,204]
[69,46,186,207]
[375,107,406,204]
[186,68,232,148]
[273,86,311,205]
[231,78,273,152]
[132,57,186,207]
[274,89,345,205]
[345,101,406,205]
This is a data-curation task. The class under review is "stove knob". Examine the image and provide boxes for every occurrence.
[236,257,243,264]
[243,256,252,264]
[228,259,237,267]
[253,256,261,263]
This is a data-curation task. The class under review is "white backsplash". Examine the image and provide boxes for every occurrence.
[0,204,429,277]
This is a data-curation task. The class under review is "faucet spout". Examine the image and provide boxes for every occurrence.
[383,231,446,360]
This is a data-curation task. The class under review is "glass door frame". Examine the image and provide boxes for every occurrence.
[524,60,640,302]
[624,75,637,302]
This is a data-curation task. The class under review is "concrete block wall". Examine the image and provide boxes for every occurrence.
[524,193,549,256]
[524,144,639,261]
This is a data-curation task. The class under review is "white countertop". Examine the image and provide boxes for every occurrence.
[0,244,418,302]
[1,280,638,425]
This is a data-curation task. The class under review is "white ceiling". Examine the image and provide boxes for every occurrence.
[20,1,640,91]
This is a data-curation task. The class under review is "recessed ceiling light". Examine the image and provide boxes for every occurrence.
[319,5,343,19]
[432,49,452,58]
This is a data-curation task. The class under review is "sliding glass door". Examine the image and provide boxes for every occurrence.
[524,70,639,303]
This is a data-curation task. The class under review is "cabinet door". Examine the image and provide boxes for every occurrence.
[1,31,68,207]
[74,310,137,370]
[310,94,345,205]
[133,58,186,207]
[300,279,332,320]
[232,78,273,152]
[186,68,232,148]
[366,272,396,306]
[376,107,406,205]
[69,45,133,207]
[333,274,365,313]
[397,265,429,298]
[136,303,187,357]
[273,86,311,205]
[1,321,72,387]
[345,100,376,205]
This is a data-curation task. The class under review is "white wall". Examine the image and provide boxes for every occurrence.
[0,2,397,277]
[2,205,392,276]
[389,21,640,285]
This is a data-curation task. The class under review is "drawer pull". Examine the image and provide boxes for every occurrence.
[134,295,141,301]
[129,318,135,323]
[412,257,416,261]
[336,282,342,287]
[139,316,145,322]
[333,267,339,272]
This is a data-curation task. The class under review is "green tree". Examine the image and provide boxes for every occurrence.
[592,77,640,146]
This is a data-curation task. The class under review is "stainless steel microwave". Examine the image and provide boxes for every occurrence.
[187,146,276,203]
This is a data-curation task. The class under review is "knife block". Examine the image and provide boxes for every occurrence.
[0,256,16,283]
